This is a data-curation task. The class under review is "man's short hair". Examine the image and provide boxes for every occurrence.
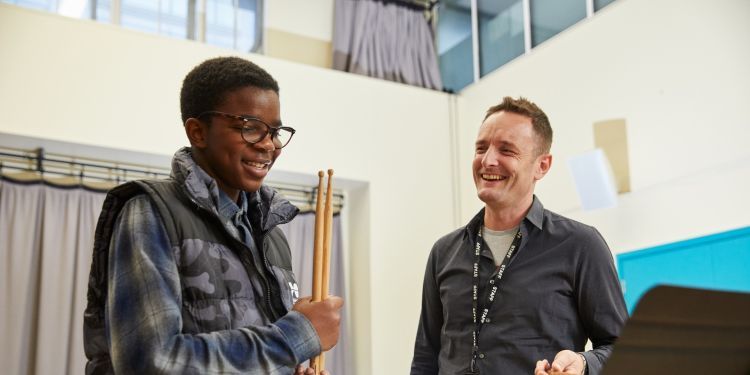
[484,96,553,155]
[180,56,279,123]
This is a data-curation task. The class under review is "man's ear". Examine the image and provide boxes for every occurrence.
[184,118,208,148]
[534,153,552,181]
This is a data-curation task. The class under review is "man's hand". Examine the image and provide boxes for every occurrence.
[534,350,585,375]
[294,364,330,375]
[293,296,344,351]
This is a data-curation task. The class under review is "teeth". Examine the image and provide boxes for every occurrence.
[482,174,503,181]
[245,161,268,169]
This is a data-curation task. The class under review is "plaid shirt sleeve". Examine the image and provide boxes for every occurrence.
[106,195,321,374]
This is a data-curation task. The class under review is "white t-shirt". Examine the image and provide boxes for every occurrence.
[482,226,519,266]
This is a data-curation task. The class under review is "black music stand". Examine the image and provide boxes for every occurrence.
[602,285,750,375]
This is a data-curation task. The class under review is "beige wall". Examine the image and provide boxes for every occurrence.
[457,0,750,254]
[0,4,453,374]
[265,0,334,42]
[264,0,334,68]
[265,28,332,68]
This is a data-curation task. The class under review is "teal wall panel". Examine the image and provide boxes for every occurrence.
[617,226,750,313]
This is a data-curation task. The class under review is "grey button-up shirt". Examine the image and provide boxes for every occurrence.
[411,197,628,375]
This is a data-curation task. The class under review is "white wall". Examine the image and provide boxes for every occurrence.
[0,4,454,374]
[457,0,750,254]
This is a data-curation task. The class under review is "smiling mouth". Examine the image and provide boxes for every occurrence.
[243,160,270,169]
[481,174,507,181]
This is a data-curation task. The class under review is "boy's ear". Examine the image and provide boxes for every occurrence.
[185,118,208,148]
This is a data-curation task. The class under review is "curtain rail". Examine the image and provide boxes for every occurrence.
[376,0,439,11]
[0,146,344,211]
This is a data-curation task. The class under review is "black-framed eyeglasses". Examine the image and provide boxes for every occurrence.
[197,110,296,149]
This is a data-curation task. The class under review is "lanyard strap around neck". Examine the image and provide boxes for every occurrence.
[469,223,522,374]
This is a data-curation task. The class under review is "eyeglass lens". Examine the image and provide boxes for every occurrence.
[241,120,292,148]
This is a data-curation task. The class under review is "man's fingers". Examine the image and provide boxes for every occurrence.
[550,361,564,372]
[551,349,578,372]
[535,359,549,375]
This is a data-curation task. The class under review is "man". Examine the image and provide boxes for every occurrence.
[411,97,627,375]
[83,57,342,374]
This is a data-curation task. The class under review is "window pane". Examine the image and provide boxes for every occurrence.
[530,0,586,47]
[121,0,159,34]
[160,0,188,38]
[3,0,55,11]
[236,0,258,52]
[437,0,474,92]
[595,0,615,12]
[205,0,235,49]
[94,0,112,23]
[478,0,524,77]
[58,0,90,18]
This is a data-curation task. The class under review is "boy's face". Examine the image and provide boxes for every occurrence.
[192,86,282,200]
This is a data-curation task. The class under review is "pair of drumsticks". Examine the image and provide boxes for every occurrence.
[310,169,333,374]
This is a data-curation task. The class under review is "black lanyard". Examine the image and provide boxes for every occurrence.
[468,224,522,374]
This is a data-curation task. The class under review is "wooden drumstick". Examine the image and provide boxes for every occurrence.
[321,169,334,300]
[317,169,334,373]
[310,171,325,374]
[311,170,334,374]
[312,170,325,303]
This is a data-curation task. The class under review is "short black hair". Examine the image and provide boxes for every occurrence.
[484,96,553,155]
[180,56,279,123]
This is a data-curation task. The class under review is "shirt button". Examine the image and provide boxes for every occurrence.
[485,318,491,323]
[479,353,485,359]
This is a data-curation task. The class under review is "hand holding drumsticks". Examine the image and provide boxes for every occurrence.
[292,296,342,350]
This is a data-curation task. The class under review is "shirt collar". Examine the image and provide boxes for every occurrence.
[467,195,545,238]
[217,188,248,223]
[526,195,544,230]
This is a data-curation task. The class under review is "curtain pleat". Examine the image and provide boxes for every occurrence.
[0,180,105,375]
[333,0,443,90]
[68,190,106,374]
[1,181,44,375]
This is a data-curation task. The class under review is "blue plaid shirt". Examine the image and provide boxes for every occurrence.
[98,148,319,374]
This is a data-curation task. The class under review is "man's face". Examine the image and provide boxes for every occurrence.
[194,87,282,198]
[473,111,551,210]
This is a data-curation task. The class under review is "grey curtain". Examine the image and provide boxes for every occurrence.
[0,178,106,375]
[280,213,352,375]
[333,0,443,90]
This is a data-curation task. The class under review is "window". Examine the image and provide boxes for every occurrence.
[94,0,113,23]
[530,0,586,47]
[437,0,474,92]
[595,0,616,12]
[2,0,263,52]
[204,0,261,52]
[435,0,615,90]
[478,0,525,77]
[121,0,160,34]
